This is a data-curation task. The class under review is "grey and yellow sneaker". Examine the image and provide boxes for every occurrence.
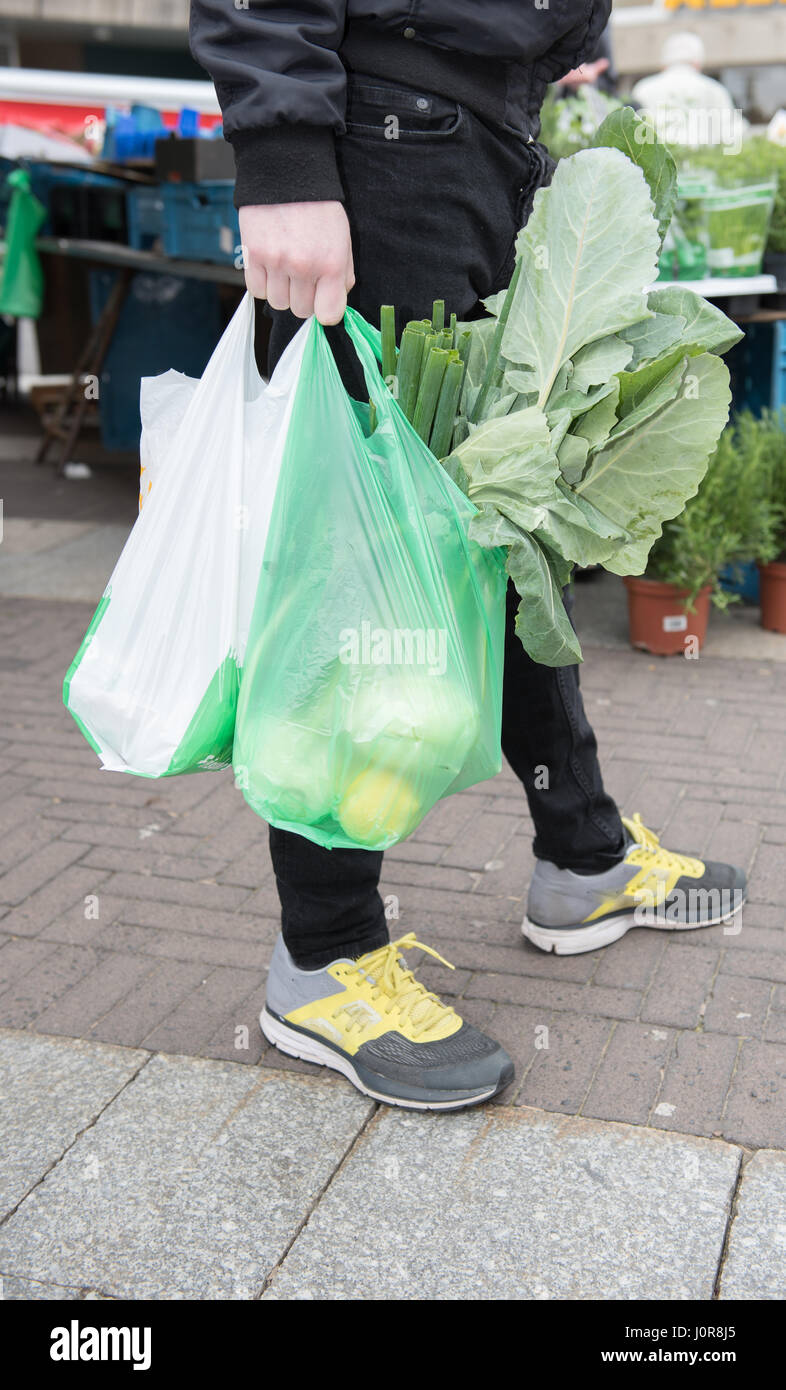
[261,931,514,1110]
[523,813,746,956]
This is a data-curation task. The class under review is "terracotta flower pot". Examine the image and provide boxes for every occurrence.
[758,561,786,634]
[623,576,712,656]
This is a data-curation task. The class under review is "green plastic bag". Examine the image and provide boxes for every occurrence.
[0,169,46,319]
[233,307,507,851]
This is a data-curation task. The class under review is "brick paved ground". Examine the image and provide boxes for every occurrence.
[1,595,785,1149]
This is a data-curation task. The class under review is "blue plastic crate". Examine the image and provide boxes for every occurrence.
[161,181,240,266]
[727,319,786,416]
[126,185,166,250]
[719,560,760,604]
[88,268,222,451]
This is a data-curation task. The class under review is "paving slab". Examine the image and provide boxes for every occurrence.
[0,1039,372,1300]
[0,519,98,557]
[0,1029,146,1216]
[718,1150,786,1300]
[0,524,129,601]
[0,581,785,1148]
[0,1274,92,1300]
[264,1106,740,1301]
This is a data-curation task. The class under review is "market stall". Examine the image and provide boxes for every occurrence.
[0,96,246,469]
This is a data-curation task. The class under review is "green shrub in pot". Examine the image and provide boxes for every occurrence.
[728,409,786,563]
[645,409,786,608]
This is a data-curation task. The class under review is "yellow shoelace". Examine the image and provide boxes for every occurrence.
[622,812,703,877]
[347,932,457,1039]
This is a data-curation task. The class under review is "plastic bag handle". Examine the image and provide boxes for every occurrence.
[340,306,396,416]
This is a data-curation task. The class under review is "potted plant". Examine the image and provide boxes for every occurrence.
[624,414,774,654]
[712,409,786,632]
[714,411,786,607]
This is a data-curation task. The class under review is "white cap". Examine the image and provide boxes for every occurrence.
[661,31,705,69]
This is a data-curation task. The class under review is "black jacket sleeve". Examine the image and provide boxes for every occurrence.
[189,2,612,208]
[189,0,348,207]
[538,1,613,84]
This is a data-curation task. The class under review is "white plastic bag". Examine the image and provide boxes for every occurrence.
[64,294,309,777]
[138,367,198,508]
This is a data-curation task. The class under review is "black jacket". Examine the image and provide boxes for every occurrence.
[189,1,611,206]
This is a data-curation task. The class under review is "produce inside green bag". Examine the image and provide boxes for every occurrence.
[232,309,506,851]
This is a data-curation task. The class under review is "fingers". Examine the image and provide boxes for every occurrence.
[265,270,292,313]
[257,268,347,325]
[313,273,348,326]
[256,271,347,326]
[244,257,346,324]
[313,248,355,324]
[264,272,346,324]
[289,277,317,320]
[242,255,267,302]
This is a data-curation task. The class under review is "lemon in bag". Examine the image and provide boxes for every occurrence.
[338,766,422,845]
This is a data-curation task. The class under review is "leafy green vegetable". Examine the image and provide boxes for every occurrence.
[446,145,737,663]
[619,311,684,367]
[569,336,633,391]
[500,148,660,406]
[577,352,732,574]
[613,352,687,432]
[533,482,627,568]
[377,134,741,667]
[647,285,743,356]
[506,534,583,667]
[572,378,620,450]
[592,106,678,249]
[557,432,589,484]
[453,408,560,536]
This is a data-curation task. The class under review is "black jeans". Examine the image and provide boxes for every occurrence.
[263,74,625,969]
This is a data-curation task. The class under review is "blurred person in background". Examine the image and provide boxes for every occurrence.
[631,30,739,147]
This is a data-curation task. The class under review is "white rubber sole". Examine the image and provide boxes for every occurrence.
[522,901,745,956]
[260,1008,499,1111]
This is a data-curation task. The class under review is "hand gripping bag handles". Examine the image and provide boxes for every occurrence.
[63,294,310,777]
[233,307,508,850]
